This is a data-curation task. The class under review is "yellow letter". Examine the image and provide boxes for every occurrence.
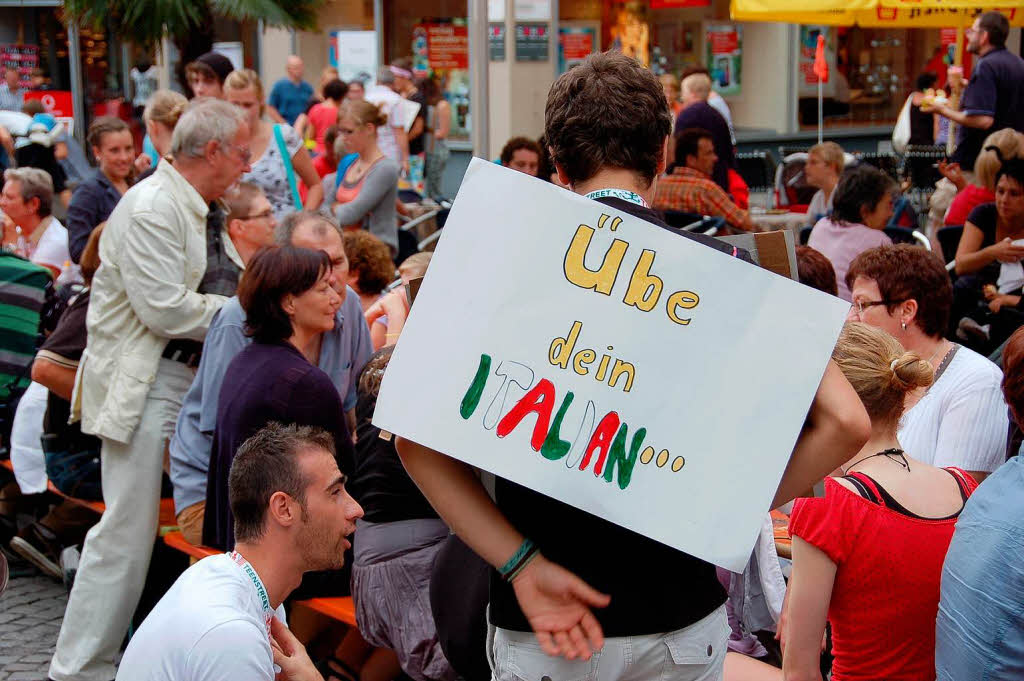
[609,359,635,393]
[563,225,628,295]
[573,349,597,376]
[666,290,700,325]
[622,250,663,312]
[549,321,582,369]
[596,347,613,382]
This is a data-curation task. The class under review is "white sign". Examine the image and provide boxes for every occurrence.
[373,159,849,571]
[330,30,378,86]
[488,0,506,22]
[514,0,551,20]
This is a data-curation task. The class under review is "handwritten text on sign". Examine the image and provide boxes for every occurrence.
[373,158,848,571]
